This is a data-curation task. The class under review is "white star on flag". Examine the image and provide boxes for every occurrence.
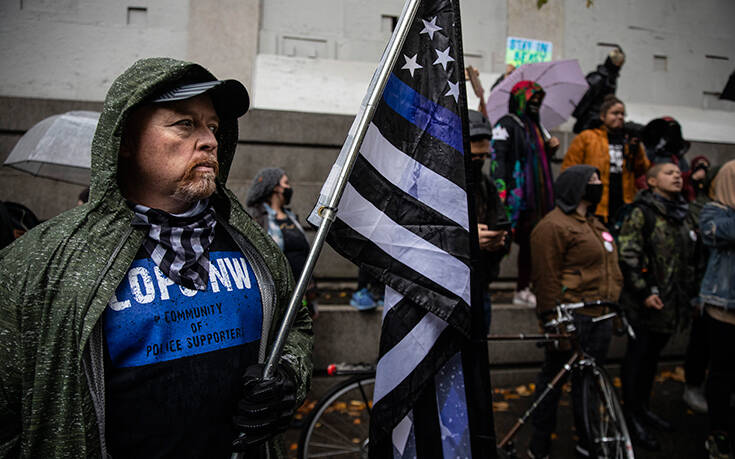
[445,80,459,102]
[433,47,455,71]
[401,54,423,78]
[419,17,442,40]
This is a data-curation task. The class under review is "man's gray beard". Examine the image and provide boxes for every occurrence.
[172,173,217,204]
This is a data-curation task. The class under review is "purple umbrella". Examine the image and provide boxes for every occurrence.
[486,59,589,130]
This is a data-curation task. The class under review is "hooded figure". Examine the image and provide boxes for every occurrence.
[531,165,622,315]
[572,46,625,133]
[527,165,623,458]
[490,80,557,305]
[642,116,691,172]
[0,58,312,457]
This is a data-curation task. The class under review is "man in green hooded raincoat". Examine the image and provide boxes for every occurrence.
[0,57,313,458]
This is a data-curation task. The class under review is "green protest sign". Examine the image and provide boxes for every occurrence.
[506,37,553,67]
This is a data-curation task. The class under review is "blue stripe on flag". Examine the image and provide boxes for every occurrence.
[383,73,464,153]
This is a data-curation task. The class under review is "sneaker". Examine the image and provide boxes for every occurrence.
[350,288,377,311]
[683,384,708,414]
[705,432,731,459]
[513,288,537,307]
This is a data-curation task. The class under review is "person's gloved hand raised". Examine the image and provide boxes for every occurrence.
[232,362,298,451]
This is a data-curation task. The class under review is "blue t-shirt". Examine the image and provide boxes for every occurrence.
[104,229,263,457]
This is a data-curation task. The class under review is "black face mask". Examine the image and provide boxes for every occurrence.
[282,186,293,205]
[526,99,541,118]
[583,183,603,205]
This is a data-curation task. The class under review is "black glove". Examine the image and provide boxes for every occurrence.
[232,362,298,451]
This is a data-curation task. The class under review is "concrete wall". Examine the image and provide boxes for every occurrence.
[0,0,260,102]
[258,0,507,73]
[564,0,735,111]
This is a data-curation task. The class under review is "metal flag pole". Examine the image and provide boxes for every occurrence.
[232,0,421,456]
[261,0,421,380]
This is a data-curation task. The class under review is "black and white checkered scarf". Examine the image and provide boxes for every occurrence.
[131,200,216,291]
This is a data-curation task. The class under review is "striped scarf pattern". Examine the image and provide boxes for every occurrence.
[131,200,216,291]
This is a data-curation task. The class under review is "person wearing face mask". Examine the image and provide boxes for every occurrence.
[527,165,623,459]
[490,80,560,307]
[562,95,650,226]
[618,162,698,451]
[246,167,319,318]
[468,110,509,332]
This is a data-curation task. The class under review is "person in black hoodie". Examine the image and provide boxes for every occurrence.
[573,46,625,134]
[468,110,509,332]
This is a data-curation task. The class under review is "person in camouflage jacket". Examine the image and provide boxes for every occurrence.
[0,58,313,458]
[617,162,697,451]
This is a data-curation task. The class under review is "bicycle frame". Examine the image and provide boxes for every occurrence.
[487,301,633,455]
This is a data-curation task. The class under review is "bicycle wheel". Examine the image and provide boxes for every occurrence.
[581,366,635,459]
[298,375,375,459]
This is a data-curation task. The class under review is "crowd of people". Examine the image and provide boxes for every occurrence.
[466,47,735,459]
[0,46,732,459]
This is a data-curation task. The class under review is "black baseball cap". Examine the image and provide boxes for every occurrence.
[468,109,492,141]
[151,80,250,118]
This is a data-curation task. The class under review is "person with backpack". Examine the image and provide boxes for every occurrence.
[617,162,698,451]
[527,165,623,459]
[698,159,735,459]
[562,95,650,226]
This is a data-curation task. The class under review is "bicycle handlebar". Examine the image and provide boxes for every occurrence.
[543,301,636,340]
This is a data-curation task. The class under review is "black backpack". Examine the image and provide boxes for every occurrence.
[0,201,40,250]
[610,201,656,246]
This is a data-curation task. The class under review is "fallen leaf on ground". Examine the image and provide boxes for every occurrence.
[493,401,510,411]
[515,385,532,396]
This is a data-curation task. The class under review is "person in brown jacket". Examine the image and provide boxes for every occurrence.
[527,165,624,459]
[562,95,650,224]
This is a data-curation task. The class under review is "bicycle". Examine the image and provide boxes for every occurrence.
[489,300,635,459]
[298,362,375,458]
[299,301,634,459]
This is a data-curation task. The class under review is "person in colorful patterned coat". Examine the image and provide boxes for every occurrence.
[490,80,559,307]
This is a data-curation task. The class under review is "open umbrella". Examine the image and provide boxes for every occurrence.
[4,111,99,185]
[486,59,589,130]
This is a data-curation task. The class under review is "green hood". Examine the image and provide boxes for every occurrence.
[90,57,240,205]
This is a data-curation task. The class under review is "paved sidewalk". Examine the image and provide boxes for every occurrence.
[491,366,710,459]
